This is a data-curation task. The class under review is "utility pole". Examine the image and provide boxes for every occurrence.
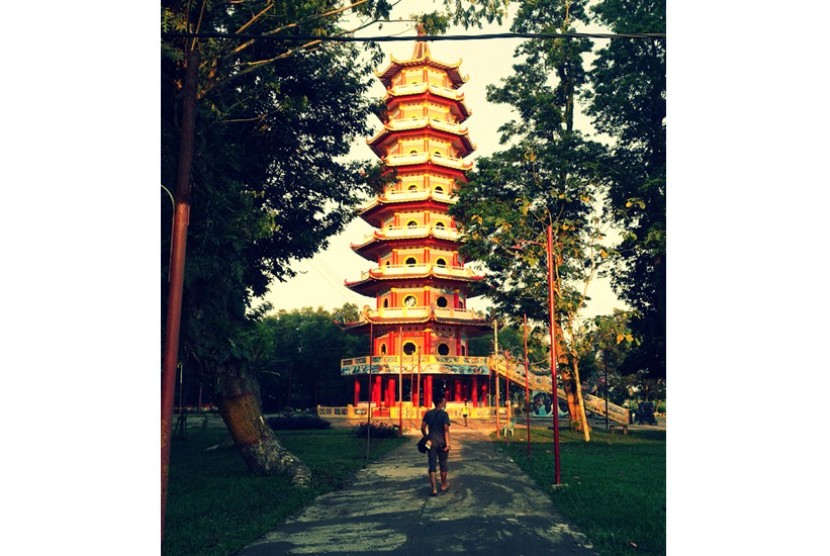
[161,47,199,540]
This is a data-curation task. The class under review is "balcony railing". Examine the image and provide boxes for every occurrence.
[352,263,481,282]
[340,354,490,376]
[387,83,465,102]
[385,152,473,171]
[351,225,461,248]
[375,117,467,136]
[359,306,486,321]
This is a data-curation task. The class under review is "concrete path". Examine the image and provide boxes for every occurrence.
[238,426,597,555]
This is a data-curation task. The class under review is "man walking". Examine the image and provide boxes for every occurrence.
[420,396,452,496]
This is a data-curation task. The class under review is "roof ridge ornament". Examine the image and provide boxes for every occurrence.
[413,22,430,59]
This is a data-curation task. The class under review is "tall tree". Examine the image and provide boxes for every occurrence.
[585,0,666,379]
[162,0,394,483]
[161,0,514,482]
[452,0,605,437]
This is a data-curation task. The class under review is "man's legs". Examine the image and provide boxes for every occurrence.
[439,451,449,491]
[428,450,438,495]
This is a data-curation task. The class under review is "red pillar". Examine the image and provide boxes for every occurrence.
[481,383,488,407]
[354,379,361,406]
[454,380,462,402]
[373,375,382,405]
[472,376,479,407]
[425,376,433,407]
[387,378,396,407]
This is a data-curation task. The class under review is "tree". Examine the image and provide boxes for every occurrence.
[585,0,666,380]
[161,0,514,482]
[452,0,606,439]
[162,0,394,483]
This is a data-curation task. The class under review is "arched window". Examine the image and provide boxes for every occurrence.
[436,297,448,308]
[408,184,418,191]
[407,221,418,228]
[434,186,444,194]
[433,151,442,157]
[403,342,417,355]
[437,343,450,356]
[405,257,417,266]
[380,343,387,355]
[409,149,418,154]
[383,299,389,308]
[434,221,445,230]
[436,258,447,267]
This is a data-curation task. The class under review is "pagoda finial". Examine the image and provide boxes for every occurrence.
[413,23,430,59]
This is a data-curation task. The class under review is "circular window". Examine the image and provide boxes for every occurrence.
[405,257,417,266]
[434,221,445,230]
[403,342,417,355]
[436,258,447,267]
[437,343,450,356]
[436,297,448,308]
[404,295,417,307]
[407,221,418,228]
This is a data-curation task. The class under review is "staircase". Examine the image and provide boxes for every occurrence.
[488,354,630,426]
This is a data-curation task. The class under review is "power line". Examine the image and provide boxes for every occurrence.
[162,31,665,43]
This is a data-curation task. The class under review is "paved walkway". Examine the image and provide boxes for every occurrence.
[238,426,598,555]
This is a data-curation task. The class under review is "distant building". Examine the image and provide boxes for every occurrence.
[340,31,491,409]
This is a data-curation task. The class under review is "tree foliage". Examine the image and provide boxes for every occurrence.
[252,305,365,412]
[586,0,666,379]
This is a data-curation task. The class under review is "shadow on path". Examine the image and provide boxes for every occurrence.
[238,427,597,555]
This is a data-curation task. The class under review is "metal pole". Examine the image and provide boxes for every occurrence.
[604,355,609,430]
[161,47,199,539]
[523,314,531,457]
[399,325,403,433]
[416,347,421,408]
[367,323,373,461]
[547,224,561,485]
[494,319,500,436]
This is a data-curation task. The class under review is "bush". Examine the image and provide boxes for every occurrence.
[353,422,400,438]
[265,415,332,430]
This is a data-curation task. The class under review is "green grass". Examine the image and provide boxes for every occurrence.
[495,427,666,556]
[162,419,407,556]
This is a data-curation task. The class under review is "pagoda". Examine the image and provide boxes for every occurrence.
[340,30,491,414]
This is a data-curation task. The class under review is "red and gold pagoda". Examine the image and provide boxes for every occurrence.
[340,32,491,413]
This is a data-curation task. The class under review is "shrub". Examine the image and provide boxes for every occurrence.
[353,422,400,438]
[265,415,332,430]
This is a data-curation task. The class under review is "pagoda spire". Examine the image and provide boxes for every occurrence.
[412,22,430,59]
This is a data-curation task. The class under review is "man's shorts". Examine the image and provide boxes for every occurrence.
[427,445,448,473]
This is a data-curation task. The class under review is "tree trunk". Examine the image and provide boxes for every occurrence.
[214,366,311,486]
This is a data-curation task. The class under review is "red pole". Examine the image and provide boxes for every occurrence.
[398,325,403,433]
[547,224,561,485]
[523,314,531,457]
[161,48,199,540]
[367,323,373,460]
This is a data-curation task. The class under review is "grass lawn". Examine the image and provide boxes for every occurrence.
[162,419,406,556]
[495,426,666,556]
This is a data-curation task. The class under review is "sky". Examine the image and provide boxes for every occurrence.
[258,1,626,319]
